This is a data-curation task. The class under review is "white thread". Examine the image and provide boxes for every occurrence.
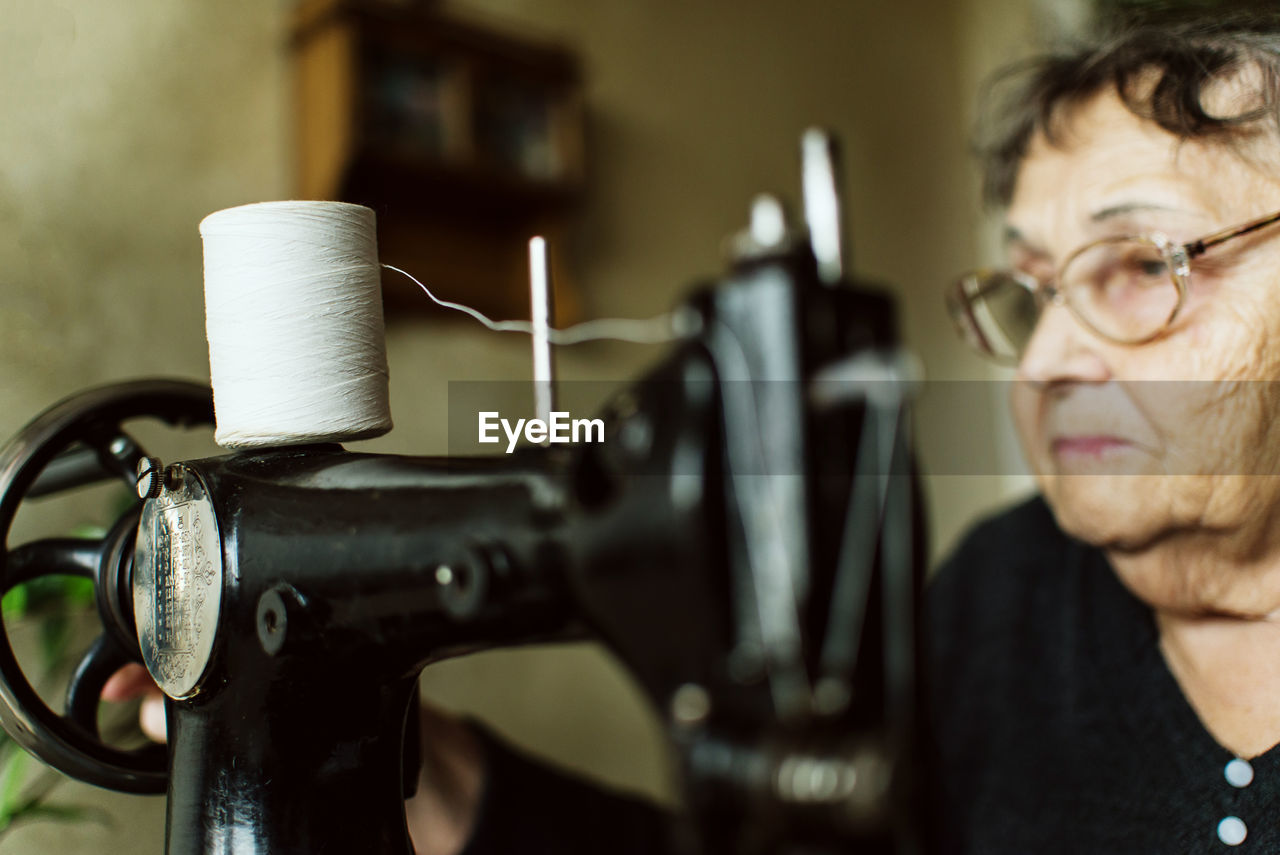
[382,264,696,344]
[200,201,392,449]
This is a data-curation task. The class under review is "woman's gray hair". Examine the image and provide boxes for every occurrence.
[980,14,1280,206]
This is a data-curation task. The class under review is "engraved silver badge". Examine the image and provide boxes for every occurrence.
[133,465,222,700]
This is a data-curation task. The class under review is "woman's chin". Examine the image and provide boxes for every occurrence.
[1042,475,1280,618]
[1040,473,1171,551]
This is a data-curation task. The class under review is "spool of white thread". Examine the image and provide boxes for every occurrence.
[199,200,392,449]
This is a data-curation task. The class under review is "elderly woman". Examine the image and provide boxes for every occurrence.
[936,14,1280,851]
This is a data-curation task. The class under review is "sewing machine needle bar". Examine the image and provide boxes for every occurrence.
[801,128,846,286]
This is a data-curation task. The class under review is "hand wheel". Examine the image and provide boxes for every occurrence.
[0,379,213,793]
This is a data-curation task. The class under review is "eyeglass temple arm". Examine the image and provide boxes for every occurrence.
[948,280,998,355]
[1184,209,1280,257]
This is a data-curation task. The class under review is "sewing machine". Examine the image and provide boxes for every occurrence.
[0,131,927,855]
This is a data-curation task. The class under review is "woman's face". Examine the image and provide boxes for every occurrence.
[1008,90,1280,587]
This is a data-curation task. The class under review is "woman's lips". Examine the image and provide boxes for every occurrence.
[1050,435,1133,458]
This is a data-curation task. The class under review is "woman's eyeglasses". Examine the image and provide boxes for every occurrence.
[946,208,1280,364]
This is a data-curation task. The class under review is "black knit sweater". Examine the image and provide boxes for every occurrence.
[460,496,1276,853]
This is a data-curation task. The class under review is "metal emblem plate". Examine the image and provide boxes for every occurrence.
[133,467,222,700]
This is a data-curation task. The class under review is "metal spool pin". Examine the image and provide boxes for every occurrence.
[529,236,557,428]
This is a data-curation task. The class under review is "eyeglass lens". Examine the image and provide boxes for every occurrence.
[952,237,1181,361]
[1061,238,1180,342]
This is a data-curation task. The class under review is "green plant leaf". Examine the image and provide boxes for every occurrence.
[62,576,95,607]
[37,614,72,671]
[9,802,111,826]
[0,748,28,825]
[22,575,78,613]
[1,587,27,622]
[0,490,142,837]
[0,800,114,839]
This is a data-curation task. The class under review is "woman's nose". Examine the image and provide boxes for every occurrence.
[1017,301,1110,385]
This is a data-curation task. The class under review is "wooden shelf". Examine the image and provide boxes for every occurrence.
[291,0,585,321]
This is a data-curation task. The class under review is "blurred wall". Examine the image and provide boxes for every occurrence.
[1,1,288,852]
[0,1,1042,852]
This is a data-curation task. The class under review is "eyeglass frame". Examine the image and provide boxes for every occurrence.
[947,207,1280,364]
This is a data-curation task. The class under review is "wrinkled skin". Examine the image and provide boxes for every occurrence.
[1008,90,1280,619]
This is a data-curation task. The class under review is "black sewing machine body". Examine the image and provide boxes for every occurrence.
[0,151,927,855]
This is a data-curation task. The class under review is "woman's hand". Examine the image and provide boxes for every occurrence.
[101,663,167,742]
[406,703,485,855]
[100,666,486,855]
